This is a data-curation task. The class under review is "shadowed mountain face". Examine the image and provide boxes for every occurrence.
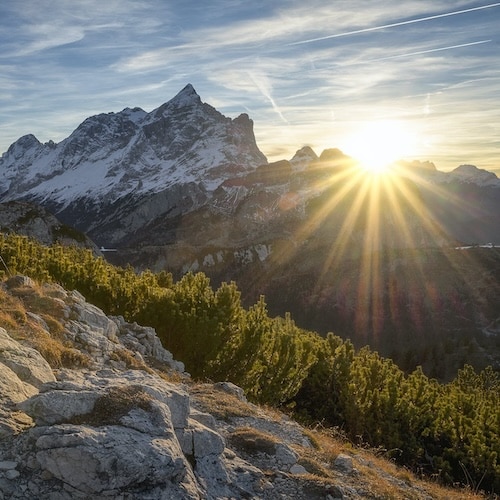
[1,86,500,378]
[0,84,267,245]
[0,201,97,250]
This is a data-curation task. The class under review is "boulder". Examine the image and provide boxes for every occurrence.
[34,424,196,497]
[18,390,100,426]
[334,453,354,474]
[0,328,56,389]
[5,276,35,289]
[0,363,38,405]
[70,299,119,342]
[213,381,247,402]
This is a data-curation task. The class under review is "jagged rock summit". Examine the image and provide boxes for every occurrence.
[0,84,267,244]
[448,164,500,186]
[2,84,500,254]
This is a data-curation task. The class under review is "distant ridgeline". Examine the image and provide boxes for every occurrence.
[0,232,498,494]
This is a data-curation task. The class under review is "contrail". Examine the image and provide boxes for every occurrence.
[366,39,492,62]
[248,71,289,123]
[288,3,500,46]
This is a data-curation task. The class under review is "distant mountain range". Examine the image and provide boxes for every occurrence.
[1,84,499,251]
[1,84,499,378]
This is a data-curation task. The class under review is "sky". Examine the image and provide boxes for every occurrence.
[1,0,499,172]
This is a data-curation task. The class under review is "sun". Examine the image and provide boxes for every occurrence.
[344,120,418,174]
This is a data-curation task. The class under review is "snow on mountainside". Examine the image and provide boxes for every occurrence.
[1,84,500,254]
[447,164,500,187]
[0,84,267,209]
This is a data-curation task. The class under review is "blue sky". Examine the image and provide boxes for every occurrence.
[1,0,499,172]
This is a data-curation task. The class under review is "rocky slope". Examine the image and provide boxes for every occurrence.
[0,201,98,251]
[0,276,484,499]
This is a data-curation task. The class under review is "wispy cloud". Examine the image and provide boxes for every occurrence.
[1,0,499,172]
[247,71,288,123]
[351,39,493,64]
[287,2,500,46]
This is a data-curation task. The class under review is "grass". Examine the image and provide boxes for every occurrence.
[70,385,153,426]
[109,349,149,370]
[189,382,260,420]
[191,383,488,500]
[0,279,92,368]
[228,427,280,455]
[295,425,488,500]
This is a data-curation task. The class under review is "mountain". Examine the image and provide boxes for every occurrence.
[0,200,98,250]
[0,84,266,245]
[2,85,499,256]
[395,161,500,245]
[1,85,500,378]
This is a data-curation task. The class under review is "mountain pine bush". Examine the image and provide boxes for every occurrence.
[0,233,498,493]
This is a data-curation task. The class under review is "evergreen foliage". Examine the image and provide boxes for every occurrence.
[0,233,498,494]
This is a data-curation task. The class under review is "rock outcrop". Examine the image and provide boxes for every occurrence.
[0,85,267,247]
[0,277,468,499]
[0,201,98,251]
[0,278,266,499]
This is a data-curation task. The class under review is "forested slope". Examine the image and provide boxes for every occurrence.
[0,233,498,494]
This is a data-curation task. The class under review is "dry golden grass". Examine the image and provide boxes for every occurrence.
[293,425,488,500]
[0,279,91,368]
[189,383,260,420]
[70,385,154,426]
[23,319,91,368]
[147,357,188,384]
[228,427,281,455]
[0,308,22,331]
[189,385,488,499]
[11,282,68,321]
[0,286,28,333]
[109,349,150,371]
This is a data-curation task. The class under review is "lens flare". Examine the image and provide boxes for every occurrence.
[269,154,470,349]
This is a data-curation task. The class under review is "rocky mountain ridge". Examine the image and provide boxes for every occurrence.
[0,276,484,499]
[1,85,499,252]
[0,201,98,251]
[1,85,499,377]
[0,84,266,243]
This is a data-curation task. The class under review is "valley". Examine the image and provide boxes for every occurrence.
[1,85,499,383]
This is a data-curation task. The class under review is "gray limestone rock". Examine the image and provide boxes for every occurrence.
[0,328,56,389]
[34,424,194,496]
[0,363,37,405]
[334,453,354,474]
[213,381,247,402]
[275,442,299,469]
[18,390,100,426]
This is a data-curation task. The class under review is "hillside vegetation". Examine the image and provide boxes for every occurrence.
[0,233,498,495]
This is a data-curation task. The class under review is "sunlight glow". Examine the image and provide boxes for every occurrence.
[344,120,418,174]
[273,152,465,344]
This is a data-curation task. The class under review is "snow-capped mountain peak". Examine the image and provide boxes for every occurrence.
[162,83,200,109]
[0,84,267,203]
[449,164,500,187]
[0,85,267,243]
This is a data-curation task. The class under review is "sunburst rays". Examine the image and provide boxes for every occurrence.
[273,157,471,345]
